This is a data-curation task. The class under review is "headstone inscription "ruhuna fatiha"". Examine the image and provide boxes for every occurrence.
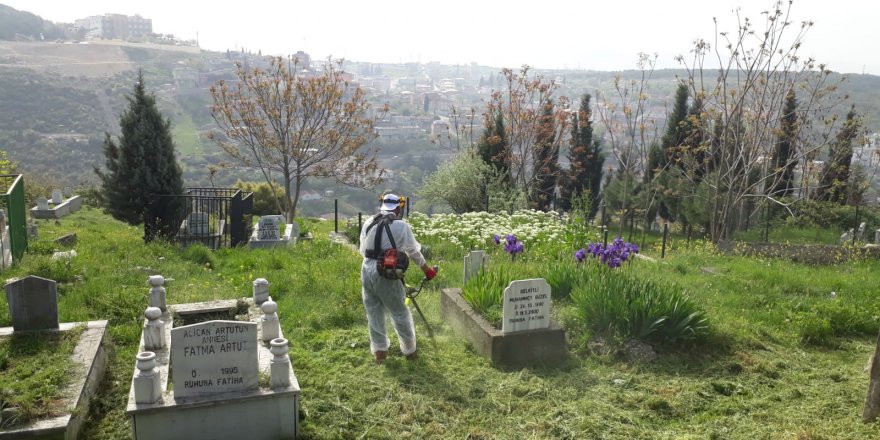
[170,320,258,399]
[501,278,551,335]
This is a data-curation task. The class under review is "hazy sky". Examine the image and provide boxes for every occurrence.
[5,0,878,74]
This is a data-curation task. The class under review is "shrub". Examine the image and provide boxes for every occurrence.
[571,270,708,346]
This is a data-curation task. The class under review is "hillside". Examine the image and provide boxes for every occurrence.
[0,38,879,209]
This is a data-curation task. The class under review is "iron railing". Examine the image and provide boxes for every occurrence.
[145,188,253,248]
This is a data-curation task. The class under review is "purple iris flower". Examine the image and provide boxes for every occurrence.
[580,237,639,269]
[493,234,500,245]
[575,248,586,262]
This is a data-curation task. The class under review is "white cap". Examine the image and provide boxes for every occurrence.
[380,194,401,212]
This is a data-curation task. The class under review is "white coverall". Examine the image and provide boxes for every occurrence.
[359,211,427,356]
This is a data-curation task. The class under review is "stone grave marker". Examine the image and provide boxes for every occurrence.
[840,228,854,244]
[170,320,259,399]
[501,278,551,335]
[54,232,77,247]
[865,331,880,421]
[186,212,210,236]
[63,186,73,197]
[858,222,867,241]
[37,197,49,211]
[5,275,59,331]
[463,250,486,284]
[257,215,284,240]
[52,189,63,204]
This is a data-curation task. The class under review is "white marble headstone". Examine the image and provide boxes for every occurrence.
[257,215,284,240]
[170,320,259,399]
[37,197,49,210]
[463,250,486,285]
[187,212,210,235]
[501,278,551,335]
[51,189,63,204]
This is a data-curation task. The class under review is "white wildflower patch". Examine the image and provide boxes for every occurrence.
[409,210,568,250]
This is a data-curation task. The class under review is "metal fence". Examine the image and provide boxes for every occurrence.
[0,174,27,264]
[145,188,253,248]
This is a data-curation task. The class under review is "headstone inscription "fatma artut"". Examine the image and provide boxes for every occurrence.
[170,320,259,399]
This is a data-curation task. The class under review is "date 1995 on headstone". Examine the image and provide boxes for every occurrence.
[170,320,259,399]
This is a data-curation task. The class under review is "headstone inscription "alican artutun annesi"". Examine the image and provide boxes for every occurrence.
[170,320,259,399]
[501,278,551,335]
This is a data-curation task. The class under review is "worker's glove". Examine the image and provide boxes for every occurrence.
[423,266,437,281]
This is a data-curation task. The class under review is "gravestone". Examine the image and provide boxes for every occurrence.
[63,186,73,197]
[52,189,63,204]
[54,233,77,247]
[37,197,49,211]
[5,275,59,331]
[876,229,880,244]
[257,215,284,240]
[170,320,259,399]
[463,250,486,285]
[186,212,209,236]
[840,228,854,244]
[501,278,551,335]
[865,331,880,421]
[857,222,867,241]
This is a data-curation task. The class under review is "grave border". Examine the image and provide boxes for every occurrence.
[0,320,109,440]
[440,288,566,368]
[126,299,300,440]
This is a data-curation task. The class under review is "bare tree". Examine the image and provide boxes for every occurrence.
[595,53,661,237]
[484,66,569,206]
[210,56,387,220]
[675,0,846,241]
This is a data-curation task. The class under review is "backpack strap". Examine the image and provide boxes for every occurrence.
[367,213,398,258]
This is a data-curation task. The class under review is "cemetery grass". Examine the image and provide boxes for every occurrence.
[0,209,879,438]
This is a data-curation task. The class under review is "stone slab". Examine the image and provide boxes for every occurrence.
[248,223,295,249]
[0,321,109,440]
[501,278,551,335]
[440,288,566,368]
[172,299,240,317]
[170,321,259,399]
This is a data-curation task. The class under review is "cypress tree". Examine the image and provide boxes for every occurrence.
[95,70,184,226]
[817,105,860,204]
[661,84,690,168]
[530,99,559,211]
[476,110,510,182]
[768,89,798,198]
[560,93,604,216]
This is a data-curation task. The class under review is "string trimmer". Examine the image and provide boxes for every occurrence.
[402,266,437,338]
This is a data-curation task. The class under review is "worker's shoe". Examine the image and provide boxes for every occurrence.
[405,350,418,361]
[374,350,388,364]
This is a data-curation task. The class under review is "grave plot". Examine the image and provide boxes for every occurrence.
[441,250,566,367]
[127,275,300,440]
[0,276,108,440]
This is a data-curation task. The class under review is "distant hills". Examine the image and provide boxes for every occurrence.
[0,4,73,41]
[0,3,879,199]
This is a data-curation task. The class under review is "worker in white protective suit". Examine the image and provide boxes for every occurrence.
[359,193,437,364]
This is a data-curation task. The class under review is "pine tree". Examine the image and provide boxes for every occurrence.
[530,99,559,211]
[95,70,183,226]
[767,89,798,198]
[817,105,861,204]
[560,94,604,216]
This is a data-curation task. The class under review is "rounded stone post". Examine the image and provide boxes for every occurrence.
[253,278,270,304]
[270,338,290,388]
[134,351,162,404]
[143,307,165,350]
[148,275,166,311]
[261,299,280,342]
